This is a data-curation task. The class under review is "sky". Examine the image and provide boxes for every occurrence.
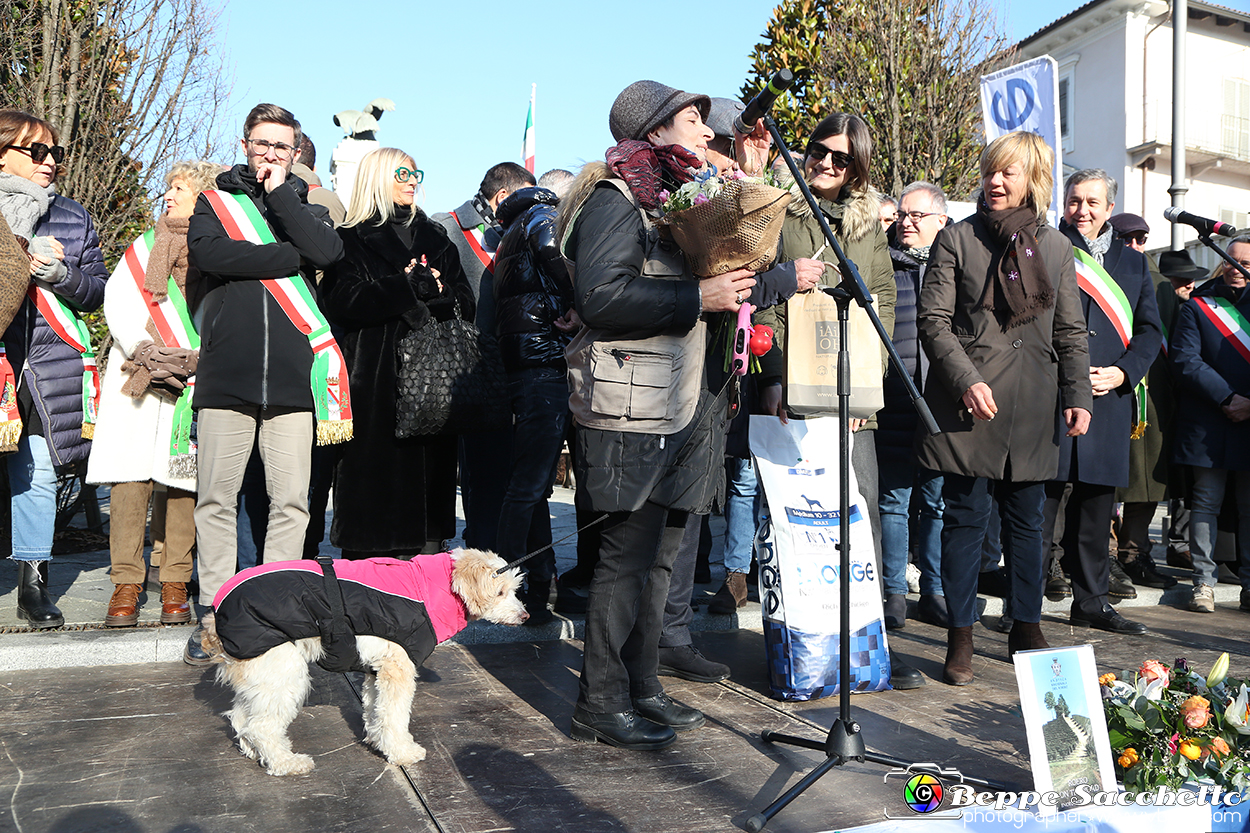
[204,0,1099,214]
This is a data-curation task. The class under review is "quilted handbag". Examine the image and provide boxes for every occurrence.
[394,313,511,437]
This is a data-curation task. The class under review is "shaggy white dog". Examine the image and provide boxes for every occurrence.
[203,548,527,776]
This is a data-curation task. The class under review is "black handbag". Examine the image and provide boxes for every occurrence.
[394,307,511,437]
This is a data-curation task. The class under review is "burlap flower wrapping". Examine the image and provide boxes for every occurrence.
[658,179,792,277]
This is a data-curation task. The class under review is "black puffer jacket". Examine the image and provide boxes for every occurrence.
[187,165,344,411]
[493,187,574,371]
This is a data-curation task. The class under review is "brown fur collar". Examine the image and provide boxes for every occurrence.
[778,169,879,244]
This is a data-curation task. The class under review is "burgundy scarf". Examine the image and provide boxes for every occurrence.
[605,140,702,212]
[977,201,1054,329]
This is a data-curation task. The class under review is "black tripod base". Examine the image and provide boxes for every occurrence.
[746,723,1012,832]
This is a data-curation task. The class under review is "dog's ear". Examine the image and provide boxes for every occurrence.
[451,548,508,617]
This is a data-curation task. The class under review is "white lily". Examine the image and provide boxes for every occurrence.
[1138,675,1167,701]
[1224,684,1250,735]
[1208,652,1231,689]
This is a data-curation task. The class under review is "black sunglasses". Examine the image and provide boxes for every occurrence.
[805,142,854,169]
[5,142,65,165]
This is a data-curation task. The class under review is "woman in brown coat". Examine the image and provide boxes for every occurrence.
[915,132,1092,685]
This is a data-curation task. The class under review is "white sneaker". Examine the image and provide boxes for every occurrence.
[1190,584,1216,613]
[906,563,921,595]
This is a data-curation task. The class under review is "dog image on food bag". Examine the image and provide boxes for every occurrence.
[202,548,527,775]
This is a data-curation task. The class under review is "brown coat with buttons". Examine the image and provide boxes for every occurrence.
[914,213,1093,482]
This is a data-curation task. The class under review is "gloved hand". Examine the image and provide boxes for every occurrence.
[28,236,67,283]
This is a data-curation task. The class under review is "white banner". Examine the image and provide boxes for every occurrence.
[981,55,1063,224]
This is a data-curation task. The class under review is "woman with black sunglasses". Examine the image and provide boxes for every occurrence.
[752,113,919,688]
[0,110,108,628]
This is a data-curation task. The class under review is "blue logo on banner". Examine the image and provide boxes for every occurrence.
[991,78,1036,130]
[785,504,864,527]
[786,466,826,476]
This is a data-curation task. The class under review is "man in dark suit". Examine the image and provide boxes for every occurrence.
[1044,169,1161,634]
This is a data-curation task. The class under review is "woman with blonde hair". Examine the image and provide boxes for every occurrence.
[321,147,472,558]
[915,131,1092,685]
[88,160,220,627]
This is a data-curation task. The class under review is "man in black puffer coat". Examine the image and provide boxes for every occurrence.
[492,175,577,624]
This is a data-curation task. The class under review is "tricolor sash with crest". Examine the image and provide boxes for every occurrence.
[1072,246,1148,439]
[202,189,353,445]
[27,284,99,440]
[119,228,200,477]
[453,211,496,274]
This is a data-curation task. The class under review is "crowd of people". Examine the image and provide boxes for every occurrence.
[1,78,1247,752]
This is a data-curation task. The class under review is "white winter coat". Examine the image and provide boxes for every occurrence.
[85,234,196,492]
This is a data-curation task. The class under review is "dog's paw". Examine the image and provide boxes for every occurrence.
[263,753,315,776]
[236,738,259,760]
[385,742,426,767]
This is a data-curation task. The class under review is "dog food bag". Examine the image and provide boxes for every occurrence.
[749,415,891,701]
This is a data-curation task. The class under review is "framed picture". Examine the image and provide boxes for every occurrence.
[1013,644,1117,811]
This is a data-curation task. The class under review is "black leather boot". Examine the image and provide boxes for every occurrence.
[17,560,64,629]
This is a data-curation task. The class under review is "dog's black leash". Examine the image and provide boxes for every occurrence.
[494,368,738,576]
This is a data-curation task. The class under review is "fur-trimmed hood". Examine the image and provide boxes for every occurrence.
[777,168,879,245]
[556,160,615,258]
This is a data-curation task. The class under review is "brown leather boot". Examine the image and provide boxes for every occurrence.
[943,625,974,686]
[708,571,748,615]
[1008,620,1049,656]
[160,582,192,624]
[105,583,143,627]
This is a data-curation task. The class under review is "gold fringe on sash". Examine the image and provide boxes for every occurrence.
[0,419,21,453]
[316,419,353,446]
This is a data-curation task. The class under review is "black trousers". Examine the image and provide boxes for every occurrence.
[1043,481,1115,615]
[578,502,688,713]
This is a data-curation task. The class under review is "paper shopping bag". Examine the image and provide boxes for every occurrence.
[783,290,884,419]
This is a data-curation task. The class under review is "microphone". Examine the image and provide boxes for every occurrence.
[734,69,795,134]
[1163,206,1237,237]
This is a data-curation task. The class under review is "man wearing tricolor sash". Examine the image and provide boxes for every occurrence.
[432,161,535,552]
[1043,169,1160,635]
[1171,235,1250,615]
[183,103,345,664]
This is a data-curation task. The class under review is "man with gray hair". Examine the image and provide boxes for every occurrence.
[878,181,949,630]
[1044,168,1160,634]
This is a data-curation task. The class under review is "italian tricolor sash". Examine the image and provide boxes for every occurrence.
[0,345,20,451]
[203,189,353,445]
[28,284,99,439]
[1072,247,1148,438]
[119,229,200,478]
[453,211,495,274]
[1194,296,1250,368]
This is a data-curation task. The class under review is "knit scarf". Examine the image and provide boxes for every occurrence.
[977,201,1054,329]
[1086,223,1113,266]
[905,244,932,264]
[0,173,53,238]
[605,139,702,213]
[471,192,501,235]
[122,214,194,398]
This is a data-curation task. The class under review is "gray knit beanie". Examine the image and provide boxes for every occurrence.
[609,81,712,142]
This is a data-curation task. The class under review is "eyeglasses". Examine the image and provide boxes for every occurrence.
[244,138,297,159]
[899,211,942,225]
[4,142,65,165]
[1120,232,1148,245]
[805,142,854,169]
[394,166,424,184]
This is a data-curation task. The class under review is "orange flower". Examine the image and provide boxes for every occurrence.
[1203,737,1232,759]
[1181,695,1212,730]
[1117,748,1139,769]
[1179,739,1203,760]
[1140,660,1170,687]
[1099,673,1117,687]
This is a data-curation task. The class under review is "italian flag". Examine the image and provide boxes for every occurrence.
[522,84,535,173]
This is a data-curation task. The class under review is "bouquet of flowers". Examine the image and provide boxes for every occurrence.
[1101,653,1250,795]
[657,168,791,277]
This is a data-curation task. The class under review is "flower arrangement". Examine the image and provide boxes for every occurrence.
[1102,653,1250,795]
[655,168,791,277]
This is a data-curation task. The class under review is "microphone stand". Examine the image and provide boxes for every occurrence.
[744,116,1009,833]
